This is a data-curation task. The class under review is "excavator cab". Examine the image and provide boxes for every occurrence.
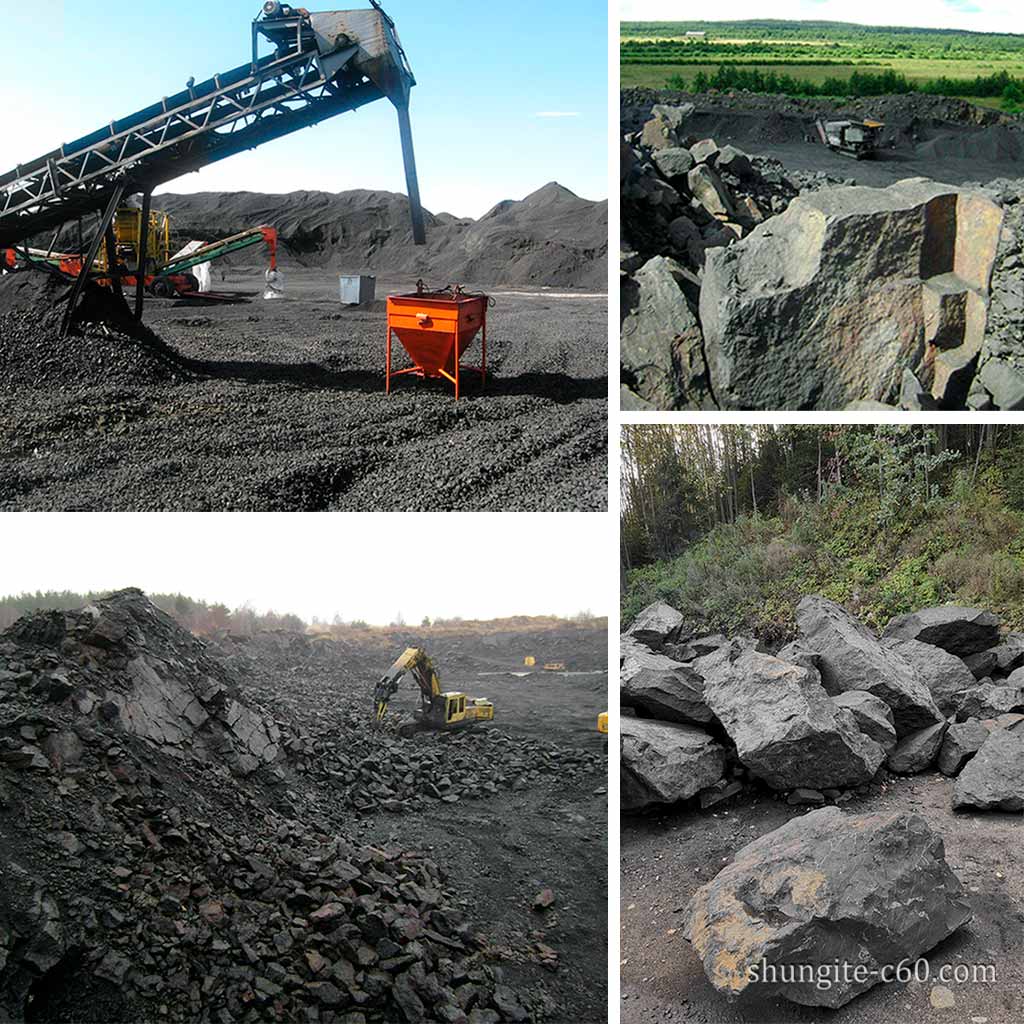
[373,648,494,735]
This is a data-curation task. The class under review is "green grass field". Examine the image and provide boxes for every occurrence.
[620,22,1024,111]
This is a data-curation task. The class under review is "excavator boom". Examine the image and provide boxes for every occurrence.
[372,648,493,734]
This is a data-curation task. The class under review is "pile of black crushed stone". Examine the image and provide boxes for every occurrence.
[0,270,192,391]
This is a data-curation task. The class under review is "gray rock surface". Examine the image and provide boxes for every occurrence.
[952,727,1024,811]
[887,721,948,774]
[653,147,695,180]
[624,601,686,650]
[621,718,726,811]
[689,139,720,166]
[883,637,976,715]
[700,179,1003,410]
[688,164,736,220]
[986,633,1024,674]
[776,640,821,673]
[882,605,1001,656]
[620,647,713,725]
[830,690,898,752]
[962,649,998,679]
[703,650,885,790]
[684,807,972,1007]
[640,103,695,150]
[620,256,711,410]
[954,682,1024,721]
[937,719,990,775]
[717,145,754,181]
[796,596,944,735]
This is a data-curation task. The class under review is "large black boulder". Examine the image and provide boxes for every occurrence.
[684,807,972,1008]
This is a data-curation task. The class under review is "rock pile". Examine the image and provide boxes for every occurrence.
[621,107,801,409]
[305,715,604,816]
[0,271,192,392]
[0,591,547,1023]
[620,96,1024,411]
[620,597,1024,811]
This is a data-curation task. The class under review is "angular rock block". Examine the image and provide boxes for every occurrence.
[831,690,897,752]
[641,103,695,150]
[882,637,976,716]
[796,596,944,736]
[700,179,1003,409]
[703,650,885,789]
[687,164,736,221]
[689,139,720,166]
[620,718,726,811]
[624,600,686,650]
[952,728,1024,811]
[684,807,972,1007]
[620,646,713,725]
[937,718,989,776]
[987,633,1024,674]
[653,147,695,180]
[883,604,1000,656]
[886,721,948,774]
[955,682,1024,721]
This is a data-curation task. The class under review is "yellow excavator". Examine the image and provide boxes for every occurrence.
[373,648,494,738]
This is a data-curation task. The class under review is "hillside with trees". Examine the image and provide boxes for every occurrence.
[621,425,1024,641]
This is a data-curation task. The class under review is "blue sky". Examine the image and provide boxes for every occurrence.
[1,1,608,218]
[619,0,1019,32]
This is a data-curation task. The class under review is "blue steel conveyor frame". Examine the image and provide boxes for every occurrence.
[0,2,425,330]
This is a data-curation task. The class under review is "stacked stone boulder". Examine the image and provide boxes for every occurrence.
[623,596,1024,813]
[620,102,801,410]
[621,96,1021,412]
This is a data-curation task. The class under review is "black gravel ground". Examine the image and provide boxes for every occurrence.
[0,270,607,511]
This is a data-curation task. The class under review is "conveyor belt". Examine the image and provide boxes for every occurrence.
[0,5,425,247]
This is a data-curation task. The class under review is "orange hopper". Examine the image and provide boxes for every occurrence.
[386,285,488,399]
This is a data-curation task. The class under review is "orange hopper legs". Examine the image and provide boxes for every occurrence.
[385,322,392,394]
[454,325,460,401]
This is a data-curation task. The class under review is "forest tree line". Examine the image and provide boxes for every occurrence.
[0,591,307,635]
[622,424,1015,570]
[621,424,1024,638]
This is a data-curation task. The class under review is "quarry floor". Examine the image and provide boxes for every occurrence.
[622,95,1024,188]
[0,269,607,511]
[620,775,1024,1024]
[242,627,610,1024]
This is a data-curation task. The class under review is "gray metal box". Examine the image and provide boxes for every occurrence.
[339,274,376,305]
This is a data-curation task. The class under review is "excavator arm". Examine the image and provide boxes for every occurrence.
[373,647,441,723]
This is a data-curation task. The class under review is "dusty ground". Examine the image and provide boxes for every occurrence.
[0,269,606,511]
[621,775,1023,1024]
